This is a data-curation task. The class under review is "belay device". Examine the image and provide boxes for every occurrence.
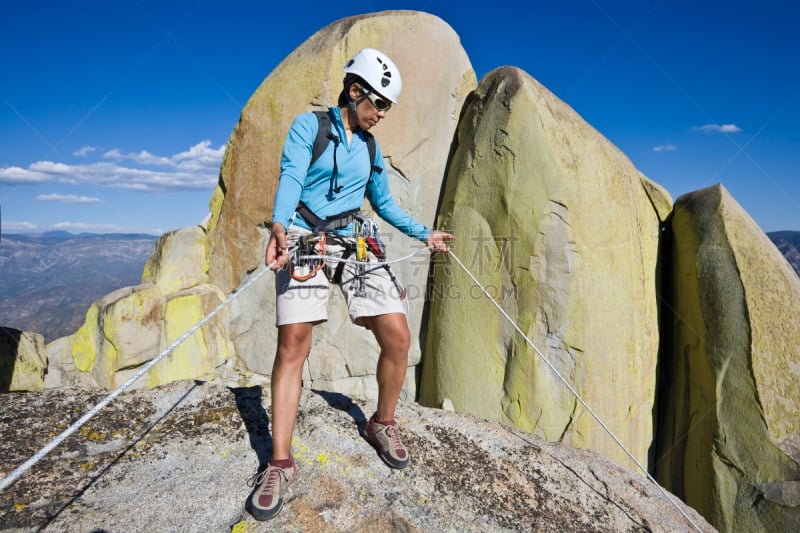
[289,233,327,281]
[287,216,407,301]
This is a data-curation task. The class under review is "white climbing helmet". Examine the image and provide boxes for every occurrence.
[343,48,402,104]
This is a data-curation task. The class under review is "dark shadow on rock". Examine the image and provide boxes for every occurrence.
[230,385,272,469]
[232,385,274,521]
[311,389,371,444]
[37,381,202,532]
[0,327,22,393]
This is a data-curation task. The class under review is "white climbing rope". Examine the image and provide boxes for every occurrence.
[1,239,704,532]
[446,250,704,533]
[0,260,277,493]
[296,243,434,267]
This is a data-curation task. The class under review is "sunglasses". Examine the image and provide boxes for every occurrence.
[362,88,392,112]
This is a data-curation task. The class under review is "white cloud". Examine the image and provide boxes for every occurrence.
[37,193,102,204]
[3,221,39,232]
[693,123,742,133]
[653,144,678,152]
[103,148,175,167]
[29,161,73,173]
[51,221,129,233]
[0,140,224,192]
[174,141,226,173]
[0,165,50,183]
[74,146,97,157]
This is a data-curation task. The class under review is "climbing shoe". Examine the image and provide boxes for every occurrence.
[247,458,297,521]
[365,414,410,469]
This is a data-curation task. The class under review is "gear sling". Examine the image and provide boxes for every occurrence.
[290,110,406,298]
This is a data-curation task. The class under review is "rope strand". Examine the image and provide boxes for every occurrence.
[296,244,433,266]
[0,258,280,492]
[1,240,705,533]
[446,250,703,533]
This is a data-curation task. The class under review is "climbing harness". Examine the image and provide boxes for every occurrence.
[295,200,361,233]
[287,214,409,300]
[0,237,704,533]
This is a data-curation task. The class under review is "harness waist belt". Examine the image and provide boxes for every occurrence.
[296,201,360,232]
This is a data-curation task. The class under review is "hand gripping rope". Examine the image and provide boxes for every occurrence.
[0,252,290,493]
[1,242,704,532]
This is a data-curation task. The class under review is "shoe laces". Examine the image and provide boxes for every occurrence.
[383,423,404,451]
[250,464,287,493]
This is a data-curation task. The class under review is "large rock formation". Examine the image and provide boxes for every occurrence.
[40,10,474,400]
[656,184,800,532]
[64,226,232,389]
[207,10,476,399]
[16,9,796,531]
[0,328,46,392]
[0,376,714,532]
[419,66,671,471]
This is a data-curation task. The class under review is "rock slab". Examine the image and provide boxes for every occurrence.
[420,66,672,471]
[0,375,714,532]
[656,184,800,532]
[0,328,46,392]
[206,10,476,400]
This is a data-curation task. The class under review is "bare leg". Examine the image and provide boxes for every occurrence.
[270,322,313,461]
[361,313,410,421]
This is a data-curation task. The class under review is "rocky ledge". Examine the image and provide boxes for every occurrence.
[0,374,713,532]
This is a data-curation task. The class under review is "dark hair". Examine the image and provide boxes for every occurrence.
[338,73,375,107]
[337,88,349,108]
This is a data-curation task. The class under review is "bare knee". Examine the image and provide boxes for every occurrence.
[369,314,411,355]
[275,323,312,367]
[389,323,411,354]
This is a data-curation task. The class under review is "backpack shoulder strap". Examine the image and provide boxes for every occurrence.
[363,130,382,182]
[310,109,381,181]
[310,110,334,167]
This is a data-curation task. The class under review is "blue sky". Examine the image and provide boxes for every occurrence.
[1,0,798,235]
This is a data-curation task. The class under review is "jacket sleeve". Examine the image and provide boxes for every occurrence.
[271,114,317,228]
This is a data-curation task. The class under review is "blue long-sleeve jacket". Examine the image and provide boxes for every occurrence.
[271,107,430,241]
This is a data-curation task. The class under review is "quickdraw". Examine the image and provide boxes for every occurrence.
[353,217,406,300]
[352,218,372,297]
[288,216,407,300]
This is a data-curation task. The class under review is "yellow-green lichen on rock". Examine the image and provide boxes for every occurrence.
[142,226,208,295]
[656,184,800,532]
[149,284,230,387]
[101,285,164,385]
[70,285,166,389]
[72,303,101,373]
[64,280,231,390]
[0,328,47,392]
[205,10,476,295]
[420,66,670,470]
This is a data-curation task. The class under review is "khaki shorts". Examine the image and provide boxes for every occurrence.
[275,226,406,327]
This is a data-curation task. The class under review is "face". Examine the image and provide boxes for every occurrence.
[349,83,391,130]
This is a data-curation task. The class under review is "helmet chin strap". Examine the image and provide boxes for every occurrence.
[346,93,367,130]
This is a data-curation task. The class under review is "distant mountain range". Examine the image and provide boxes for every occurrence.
[0,232,158,342]
[0,230,797,345]
[768,231,800,278]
